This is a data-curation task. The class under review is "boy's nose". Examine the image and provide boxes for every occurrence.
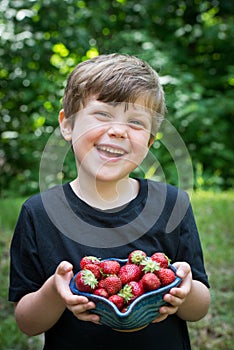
[107,122,128,138]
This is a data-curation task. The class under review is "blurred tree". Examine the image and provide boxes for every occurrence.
[0,0,233,196]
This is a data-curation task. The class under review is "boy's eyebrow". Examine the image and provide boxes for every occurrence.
[87,101,153,123]
[100,101,152,115]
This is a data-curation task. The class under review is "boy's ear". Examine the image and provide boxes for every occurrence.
[148,134,155,148]
[59,109,72,141]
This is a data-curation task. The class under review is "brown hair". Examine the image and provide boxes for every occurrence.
[62,53,166,134]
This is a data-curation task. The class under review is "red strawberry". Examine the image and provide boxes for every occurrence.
[103,275,122,296]
[118,263,142,284]
[80,256,100,269]
[84,263,101,279]
[151,252,170,268]
[157,268,175,286]
[94,288,109,298]
[141,273,161,291]
[109,295,125,310]
[76,270,98,293]
[118,281,144,304]
[140,257,160,274]
[128,250,147,265]
[127,281,144,298]
[100,260,121,275]
[97,278,106,289]
[121,306,129,313]
[138,278,145,292]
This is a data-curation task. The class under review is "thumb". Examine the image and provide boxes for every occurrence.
[57,261,74,276]
[173,262,191,279]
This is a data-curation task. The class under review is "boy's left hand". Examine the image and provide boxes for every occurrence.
[152,261,192,323]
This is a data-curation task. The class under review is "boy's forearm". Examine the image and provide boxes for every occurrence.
[14,276,66,336]
[176,280,210,321]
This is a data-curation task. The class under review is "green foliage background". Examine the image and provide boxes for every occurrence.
[1,0,233,196]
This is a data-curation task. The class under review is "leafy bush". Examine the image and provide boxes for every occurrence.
[0,0,233,196]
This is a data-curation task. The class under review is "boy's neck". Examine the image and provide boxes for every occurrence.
[70,177,139,210]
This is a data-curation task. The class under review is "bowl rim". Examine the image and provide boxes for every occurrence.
[69,258,182,318]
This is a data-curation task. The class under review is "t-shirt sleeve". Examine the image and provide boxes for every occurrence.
[8,203,46,302]
[176,196,210,288]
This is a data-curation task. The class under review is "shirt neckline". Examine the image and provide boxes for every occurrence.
[63,178,148,216]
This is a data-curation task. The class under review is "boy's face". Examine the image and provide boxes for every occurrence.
[60,97,154,183]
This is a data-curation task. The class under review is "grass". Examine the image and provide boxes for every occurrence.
[0,198,43,349]
[0,191,233,349]
[188,191,234,350]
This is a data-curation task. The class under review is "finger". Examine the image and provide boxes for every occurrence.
[159,304,178,316]
[173,272,192,295]
[57,261,73,275]
[67,300,95,313]
[169,285,189,299]
[163,292,185,307]
[65,295,90,306]
[54,262,75,298]
[173,262,191,279]
[75,310,100,324]
[151,314,168,323]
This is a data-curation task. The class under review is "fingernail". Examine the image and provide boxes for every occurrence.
[63,263,70,271]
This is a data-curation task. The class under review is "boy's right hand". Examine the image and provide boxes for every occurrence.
[53,261,100,324]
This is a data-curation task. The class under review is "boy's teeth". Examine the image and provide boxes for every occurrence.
[98,146,124,155]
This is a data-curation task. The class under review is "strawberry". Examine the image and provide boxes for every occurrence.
[118,284,134,303]
[118,263,142,284]
[100,260,121,275]
[128,250,147,265]
[109,295,125,310]
[120,281,144,304]
[80,256,100,269]
[97,278,106,289]
[118,281,144,304]
[103,275,122,296]
[151,252,170,268]
[121,306,129,313]
[74,251,175,311]
[127,281,145,298]
[140,257,160,274]
[141,272,161,291]
[76,270,98,293]
[84,263,101,279]
[94,288,109,298]
[157,268,175,286]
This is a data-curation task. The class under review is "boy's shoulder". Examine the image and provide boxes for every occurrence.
[146,179,189,202]
[22,184,67,212]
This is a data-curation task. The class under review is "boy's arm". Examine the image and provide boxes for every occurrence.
[14,261,99,336]
[173,274,210,321]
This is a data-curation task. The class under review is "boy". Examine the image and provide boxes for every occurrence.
[9,54,210,350]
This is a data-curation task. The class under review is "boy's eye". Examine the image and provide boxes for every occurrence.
[95,112,112,120]
[128,119,145,128]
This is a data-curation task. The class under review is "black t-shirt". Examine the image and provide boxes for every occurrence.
[9,179,209,350]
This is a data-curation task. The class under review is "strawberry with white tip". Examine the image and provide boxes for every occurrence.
[76,269,98,293]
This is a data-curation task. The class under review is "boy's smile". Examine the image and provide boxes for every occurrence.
[96,144,127,159]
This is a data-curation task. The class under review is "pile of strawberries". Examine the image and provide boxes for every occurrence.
[75,250,176,312]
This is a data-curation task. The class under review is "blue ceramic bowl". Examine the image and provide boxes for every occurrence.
[70,258,181,331]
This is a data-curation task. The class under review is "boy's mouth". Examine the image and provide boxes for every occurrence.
[96,145,126,158]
